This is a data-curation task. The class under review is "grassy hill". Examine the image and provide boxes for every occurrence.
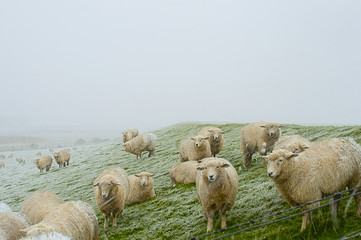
[1,122,361,239]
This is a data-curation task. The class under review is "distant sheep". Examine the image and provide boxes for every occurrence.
[36,151,41,156]
[53,149,70,167]
[196,158,238,232]
[16,157,25,164]
[179,135,212,162]
[0,161,4,168]
[125,172,156,205]
[0,212,30,240]
[0,153,5,158]
[8,153,13,158]
[274,135,311,153]
[93,167,129,229]
[21,191,64,225]
[267,138,361,231]
[0,202,12,213]
[122,133,156,160]
[240,121,282,167]
[169,160,201,184]
[34,155,52,173]
[198,127,224,157]
[122,129,139,143]
[22,201,99,240]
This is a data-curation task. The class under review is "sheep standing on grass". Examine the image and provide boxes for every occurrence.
[125,172,156,205]
[21,191,64,225]
[122,129,139,143]
[93,167,129,229]
[198,127,224,157]
[179,135,211,162]
[16,157,25,164]
[196,158,238,232]
[267,138,361,232]
[169,160,202,184]
[0,212,30,240]
[22,201,99,240]
[274,135,311,153]
[53,149,70,167]
[240,121,282,167]
[0,161,4,168]
[34,155,52,173]
[122,133,156,160]
[8,153,13,158]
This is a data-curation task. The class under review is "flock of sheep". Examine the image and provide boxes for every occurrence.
[1,121,361,239]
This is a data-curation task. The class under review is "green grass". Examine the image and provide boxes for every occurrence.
[1,122,361,239]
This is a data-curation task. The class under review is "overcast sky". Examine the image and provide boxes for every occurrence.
[0,0,360,133]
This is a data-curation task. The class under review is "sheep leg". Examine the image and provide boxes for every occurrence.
[300,211,312,232]
[112,212,117,228]
[104,214,110,229]
[206,210,215,232]
[332,194,341,217]
[354,193,361,216]
[243,151,252,167]
[221,203,228,229]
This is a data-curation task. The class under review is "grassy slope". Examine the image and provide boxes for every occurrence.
[1,123,361,240]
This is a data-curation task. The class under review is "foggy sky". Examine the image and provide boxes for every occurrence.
[1,0,360,133]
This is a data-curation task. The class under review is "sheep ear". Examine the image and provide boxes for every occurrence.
[221,163,230,168]
[196,166,204,171]
[197,160,203,164]
[111,181,121,186]
[203,137,209,140]
[20,228,29,233]
[191,137,195,140]
[207,129,213,133]
[260,126,266,128]
[221,131,225,134]
[93,183,99,187]
[300,143,310,150]
[278,125,283,128]
[149,173,155,177]
[134,174,141,178]
[285,152,298,159]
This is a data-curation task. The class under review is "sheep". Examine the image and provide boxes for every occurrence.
[267,138,361,232]
[0,153,5,158]
[196,157,238,232]
[0,202,12,213]
[198,127,224,157]
[34,155,52,173]
[122,133,156,160]
[8,152,13,158]
[0,161,4,168]
[179,135,212,162]
[21,191,64,225]
[169,160,202,184]
[16,157,25,164]
[53,149,70,167]
[36,151,41,156]
[93,167,129,229]
[274,135,311,153]
[22,201,99,240]
[122,129,139,143]
[48,147,53,153]
[21,231,71,240]
[125,172,156,205]
[240,121,282,167]
[0,212,30,240]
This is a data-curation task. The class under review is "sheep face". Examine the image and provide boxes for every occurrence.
[197,161,230,182]
[267,150,297,178]
[93,179,120,199]
[134,172,155,186]
[260,123,281,138]
[191,136,209,148]
[122,143,131,152]
[53,152,59,160]
[207,129,224,142]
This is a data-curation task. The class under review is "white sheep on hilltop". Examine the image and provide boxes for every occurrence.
[122,129,139,143]
[16,157,25,164]
[240,121,282,167]
[169,160,202,184]
[22,201,99,240]
[0,161,4,168]
[267,138,361,232]
[122,133,156,160]
[125,172,156,205]
[93,167,129,229]
[0,212,30,240]
[179,135,212,162]
[196,158,238,232]
[274,135,311,153]
[53,149,70,167]
[198,126,225,157]
[34,155,52,173]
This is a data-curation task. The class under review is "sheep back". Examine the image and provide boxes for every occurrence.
[125,172,156,205]
[53,150,70,167]
[274,135,311,153]
[169,161,201,184]
[0,212,30,240]
[34,155,52,173]
[122,133,156,159]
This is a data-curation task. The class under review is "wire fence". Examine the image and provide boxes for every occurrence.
[190,186,361,240]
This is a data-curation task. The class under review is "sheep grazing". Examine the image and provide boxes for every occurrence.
[196,158,238,232]
[240,121,282,167]
[122,129,139,143]
[36,151,41,156]
[21,191,64,225]
[179,135,212,162]
[0,161,4,168]
[169,160,202,184]
[274,135,311,153]
[22,201,99,240]
[125,172,156,205]
[8,153,13,158]
[16,157,25,164]
[122,133,156,160]
[53,149,70,167]
[0,202,12,213]
[93,167,129,229]
[34,155,52,173]
[267,138,361,232]
[198,127,224,157]
[0,153,5,158]
[0,212,30,240]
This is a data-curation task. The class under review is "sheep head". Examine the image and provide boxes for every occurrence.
[267,149,298,179]
[93,178,120,199]
[207,129,224,142]
[260,123,282,138]
[197,160,230,182]
[134,172,155,186]
[191,136,209,148]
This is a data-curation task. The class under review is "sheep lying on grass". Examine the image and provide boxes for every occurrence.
[123,133,157,160]
[122,129,139,143]
[22,201,99,240]
[169,160,201,184]
[179,135,211,162]
[196,158,238,232]
[0,212,30,240]
[34,155,52,173]
[198,127,224,157]
[21,191,64,225]
[125,172,156,205]
[267,138,361,232]
[274,135,311,153]
[53,149,70,167]
[93,167,129,229]
[240,121,282,167]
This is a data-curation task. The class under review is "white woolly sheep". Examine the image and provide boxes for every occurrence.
[21,191,64,225]
[179,135,212,162]
[0,202,12,213]
[53,149,70,167]
[16,157,25,164]
[0,153,5,158]
[267,138,361,232]
[274,135,311,153]
[0,212,30,240]
[22,201,99,240]
[8,153,13,158]
[196,158,238,232]
[0,161,4,168]
[34,155,52,173]
[93,167,129,229]
[240,121,282,167]
[198,127,224,157]
[169,160,202,184]
[36,151,41,156]
[122,133,156,160]
[122,129,139,143]
[21,231,71,240]
[125,172,156,205]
